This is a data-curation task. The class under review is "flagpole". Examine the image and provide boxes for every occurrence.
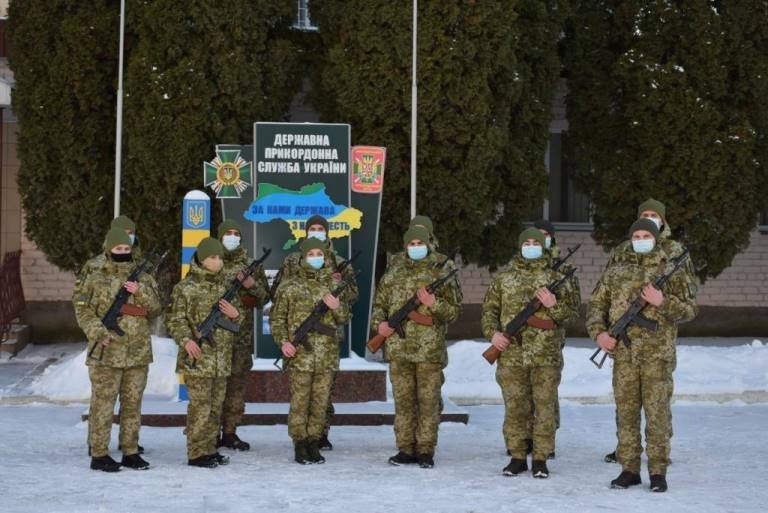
[113,0,126,217]
[410,0,417,219]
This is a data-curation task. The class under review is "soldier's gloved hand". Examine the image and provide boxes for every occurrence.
[184,338,202,359]
[219,299,240,320]
[282,341,297,357]
[323,293,340,310]
[536,287,557,308]
[596,332,617,353]
[99,335,113,348]
[237,271,256,289]
[377,322,395,337]
[124,281,139,294]
[491,331,511,351]
[416,287,436,307]
[641,283,664,307]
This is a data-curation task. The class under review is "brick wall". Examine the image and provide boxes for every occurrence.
[20,213,76,301]
[459,229,768,307]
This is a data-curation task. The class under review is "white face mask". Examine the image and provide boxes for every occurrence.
[222,235,241,251]
[645,216,662,230]
[308,230,327,242]
[544,236,552,249]
[632,239,655,254]
[128,234,136,246]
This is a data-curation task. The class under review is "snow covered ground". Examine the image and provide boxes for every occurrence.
[1,402,767,513]
[1,339,767,512]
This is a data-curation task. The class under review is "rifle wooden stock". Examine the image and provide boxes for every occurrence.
[367,333,388,353]
[482,345,502,364]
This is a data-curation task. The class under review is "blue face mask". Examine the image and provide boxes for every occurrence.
[544,236,552,249]
[308,231,327,242]
[306,255,324,269]
[129,234,136,246]
[407,245,428,261]
[632,239,655,254]
[521,245,543,260]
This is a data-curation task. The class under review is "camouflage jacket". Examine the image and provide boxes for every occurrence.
[270,261,352,373]
[371,251,462,364]
[221,246,270,348]
[606,223,698,298]
[587,244,698,363]
[275,247,359,306]
[166,262,243,378]
[73,245,144,301]
[73,256,161,368]
[481,255,580,367]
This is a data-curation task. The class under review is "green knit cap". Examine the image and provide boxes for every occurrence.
[629,218,660,239]
[518,227,546,248]
[217,219,242,240]
[110,215,136,232]
[103,227,132,252]
[403,226,430,246]
[410,215,434,235]
[305,215,329,235]
[299,237,328,255]
[637,198,666,220]
[196,237,224,262]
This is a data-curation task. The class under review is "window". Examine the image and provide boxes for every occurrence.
[293,0,318,32]
[542,131,591,225]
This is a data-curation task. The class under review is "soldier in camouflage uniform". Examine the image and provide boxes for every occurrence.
[603,199,698,464]
[214,219,270,452]
[587,218,697,492]
[272,215,359,451]
[387,215,462,416]
[167,238,243,468]
[482,228,579,479]
[270,237,353,465]
[371,226,462,469]
[74,215,147,456]
[74,228,162,472]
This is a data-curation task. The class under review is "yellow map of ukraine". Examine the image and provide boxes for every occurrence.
[243,182,363,249]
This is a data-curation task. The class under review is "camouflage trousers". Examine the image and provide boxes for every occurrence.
[221,344,253,434]
[322,371,338,437]
[186,376,227,460]
[525,359,563,439]
[288,370,334,441]
[389,361,443,455]
[496,365,559,461]
[613,358,675,475]
[88,365,148,457]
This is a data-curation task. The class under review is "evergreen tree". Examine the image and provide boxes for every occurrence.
[122,0,303,280]
[8,1,120,271]
[564,0,766,279]
[311,0,558,269]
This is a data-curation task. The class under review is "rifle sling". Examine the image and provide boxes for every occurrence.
[311,322,337,337]
[120,304,148,317]
[407,311,434,326]
[526,316,557,330]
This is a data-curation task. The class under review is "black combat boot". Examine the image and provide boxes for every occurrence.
[220,433,251,451]
[502,458,528,476]
[294,440,311,465]
[548,451,556,460]
[417,453,434,469]
[388,451,418,466]
[121,453,150,470]
[208,452,230,466]
[650,474,668,493]
[118,444,145,454]
[604,451,618,463]
[318,433,333,451]
[306,439,326,464]
[531,460,549,479]
[90,455,121,472]
[610,470,642,489]
[188,455,217,468]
